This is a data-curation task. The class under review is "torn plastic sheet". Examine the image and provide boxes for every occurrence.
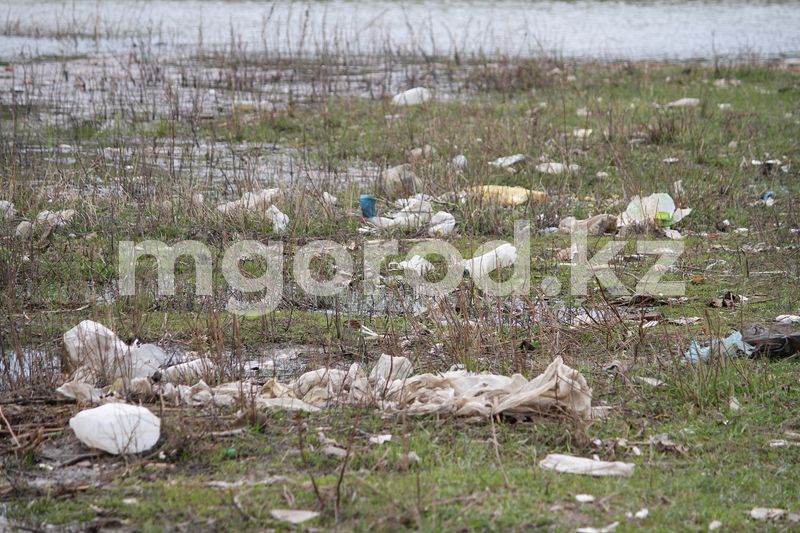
[684,330,755,363]
[539,453,635,477]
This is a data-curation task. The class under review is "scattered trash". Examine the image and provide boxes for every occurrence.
[576,107,591,117]
[741,326,800,358]
[714,78,741,88]
[270,509,320,525]
[69,403,160,455]
[749,508,786,521]
[559,214,617,236]
[684,330,755,363]
[322,445,348,458]
[575,494,595,503]
[618,193,691,236]
[775,315,800,325]
[666,97,700,108]
[15,220,32,239]
[359,194,377,218]
[708,291,747,308]
[573,128,593,139]
[216,188,281,215]
[322,191,338,206]
[36,209,76,228]
[461,185,547,207]
[662,157,680,164]
[463,243,517,280]
[392,87,432,106]
[381,164,423,195]
[0,200,16,220]
[647,433,688,454]
[576,522,619,533]
[729,396,741,412]
[668,317,702,325]
[539,454,635,477]
[629,509,649,519]
[718,103,732,111]
[768,439,800,448]
[596,171,609,178]
[708,520,723,531]
[369,434,392,445]
[635,377,664,387]
[408,144,435,161]
[535,162,580,174]
[264,205,289,234]
[395,255,434,277]
[489,154,528,171]
[452,154,468,169]
[428,211,456,236]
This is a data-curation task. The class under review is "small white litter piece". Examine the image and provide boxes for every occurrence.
[535,162,580,174]
[718,103,733,111]
[270,509,320,525]
[666,97,700,108]
[577,522,619,533]
[635,377,664,387]
[36,209,76,227]
[749,508,786,521]
[573,128,593,139]
[452,154,468,169]
[216,188,281,215]
[708,520,722,530]
[428,211,456,236]
[489,153,528,170]
[662,157,680,164]
[69,403,160,455]
[775,314,800,325]
[463,243,517,280]
[575,494,595,503]
[322,191,338,206]
[15,221,33,239]
[396,255,435,277]
[369,434,392,445]
[0,200,16,220]
[539,454,635,477]
[392,87,432,106]
[265,204,289,234]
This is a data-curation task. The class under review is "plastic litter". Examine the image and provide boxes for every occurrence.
[369,434,392,445]
[0,200,16,220]
[575,494,595,503]
[216,188,281,215]
[573,128,593,139]
[461,185,547,207]
[539,454,635,477]
[36,209,76,227]
[684,330,755,363]
[775,315,800,325]
[15,221,33,239]
[619,193,690,229]
[69,403,160,455]
[577,523,619,533]
[749,508,786,521]
[408,144,435,161]
[741,326,800,358]
[381,163,423,195]
[428,211,456,236]
[270,509,320,524]
[452,154,468,169]
[708,520,723,530]
[359,194,377,218]
[535,162,580,174]
[395,255,434,277]
[489,154,528,171]
[392,87,432,106]
[559,214,617,236]
[265,204,289,234]
[463,243,517,280]
[666,97,700,108]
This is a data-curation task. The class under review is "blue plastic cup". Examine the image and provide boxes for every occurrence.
[359,194,377,218]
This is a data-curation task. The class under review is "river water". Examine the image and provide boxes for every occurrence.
[2,0,800,61]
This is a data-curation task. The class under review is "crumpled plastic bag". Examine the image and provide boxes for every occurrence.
[619,193,691,230]
[539,453,635,476]
[69,403,160,455]
[684,330,755,363]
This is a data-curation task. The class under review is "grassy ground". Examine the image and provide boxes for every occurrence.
[1,55,799,531]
